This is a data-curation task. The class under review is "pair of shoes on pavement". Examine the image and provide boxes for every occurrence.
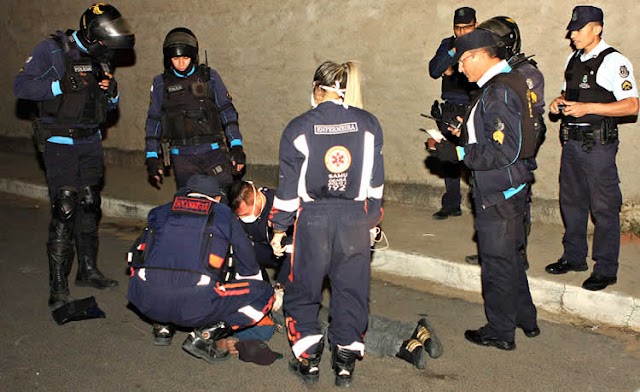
[432,207,462,220]
[545,258,617,291]
[396,318,443,369]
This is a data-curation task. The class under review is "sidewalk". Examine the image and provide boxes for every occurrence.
[0,150,638,331]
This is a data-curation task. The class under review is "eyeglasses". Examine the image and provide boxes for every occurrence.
[458,51,476,65]
[454,23,475,33]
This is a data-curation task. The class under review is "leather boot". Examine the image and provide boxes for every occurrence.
[47,240,72,310]
[332,346,359,388]
[75,255,118,289]
[289,340,324,384]
[182,321,231,363]
[74,210,118,289]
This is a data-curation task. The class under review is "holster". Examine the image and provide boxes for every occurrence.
[32,118,49,153]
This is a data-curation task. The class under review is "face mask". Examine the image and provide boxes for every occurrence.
[239,184,262,223]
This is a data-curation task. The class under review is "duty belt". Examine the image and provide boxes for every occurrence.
[48,128,100,139]
[170,135,221,147]
[441,102,469,116]
[562,124,603,142]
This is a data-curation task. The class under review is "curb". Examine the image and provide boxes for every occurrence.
[2,178,638,332]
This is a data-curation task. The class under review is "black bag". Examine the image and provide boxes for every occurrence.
[51,296,105,325]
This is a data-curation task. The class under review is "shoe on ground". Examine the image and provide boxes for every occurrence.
[412,318,443,358]
[396,339,425,369]
[432,207,462,220]
[544,258,588,275]
[153,324,175,346]
[520,326,540,338]
[582,273,617,291]
[289,357,320,384]
[465,254,480,265]
[181,333,230,363]
[464,327,515,351]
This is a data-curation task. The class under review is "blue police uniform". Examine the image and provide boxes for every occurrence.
[428,36,479,212]
[270,100,384,359]
[557,40,638,278]
[145,67,242,189]
[14,30,120,307]
[238,187,290,285]
[128,193,274,330]
[457,60,537,342]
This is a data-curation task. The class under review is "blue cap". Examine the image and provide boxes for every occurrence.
[186,175,221,197]
[452,29,499,63]
[567,6,603,31]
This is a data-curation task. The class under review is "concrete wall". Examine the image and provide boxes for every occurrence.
[2,1,640,222]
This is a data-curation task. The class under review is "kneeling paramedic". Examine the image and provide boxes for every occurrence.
[127,175,275,363]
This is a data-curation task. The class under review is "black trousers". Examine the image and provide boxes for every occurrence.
[474,189,537,341]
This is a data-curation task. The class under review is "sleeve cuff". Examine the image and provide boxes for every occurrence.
[52,81,62,96]
[447,49,455,57]
[146,152,158,159]
[230,139,243,147]
[456,146,466,161]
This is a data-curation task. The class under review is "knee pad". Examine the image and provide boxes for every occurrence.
[53,187,78,221]
[78,186,101,212]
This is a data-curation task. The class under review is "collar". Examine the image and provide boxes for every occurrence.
[580,39,610,60]
[71,31,89,53]
[172,66,196,78]
[477,60,512,87]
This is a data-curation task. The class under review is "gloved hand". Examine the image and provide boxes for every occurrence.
[146,157,163,187]
[105,77,117,98]
[270,231,286,257]
[230,145,246,169]
[272,283,285,312]
[60,73,88,93]
[430,100,442,120]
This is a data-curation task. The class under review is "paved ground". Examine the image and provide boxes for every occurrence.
[1,192,639,392]
[0,150,638,332]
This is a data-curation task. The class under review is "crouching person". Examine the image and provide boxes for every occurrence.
[127,174,275,362]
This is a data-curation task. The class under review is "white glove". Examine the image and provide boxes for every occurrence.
[270,231,286,257]
[272,284,285,312]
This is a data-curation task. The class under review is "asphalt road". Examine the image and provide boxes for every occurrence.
[0,192,638,392]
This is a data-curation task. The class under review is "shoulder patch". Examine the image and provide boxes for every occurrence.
[620,65,630,78]
[493,130,505,145]
[622,80,633,91]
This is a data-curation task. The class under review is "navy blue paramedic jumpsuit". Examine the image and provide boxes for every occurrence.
[270,100,384,359]
[144,67,242,189]
[128,194,274,330]
[457,60,537,342]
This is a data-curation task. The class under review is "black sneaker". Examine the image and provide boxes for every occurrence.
[396,338,425,369]
[413,318,443,359]
[432,208,462,220]
[153,324,175,346]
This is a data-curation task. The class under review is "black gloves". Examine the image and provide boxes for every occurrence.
[106,77,118,98]
[146,157,161,178]
[230,146,246,166]
[430,100,442,120]
[61,73,88,93]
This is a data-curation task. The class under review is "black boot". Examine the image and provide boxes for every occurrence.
[47,240,72,310]
[182,321,231,363]
[332,346,359,388]
[74,186,117,289]
[289,340,324,384]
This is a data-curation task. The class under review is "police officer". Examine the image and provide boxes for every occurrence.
[228,180,289,311]
[269,61,384,387]
[127,175,274,362]
[466,16,547,269]
[14,3,135,310]
[145,27,245,193]
[451,29,538,350]
[427,6,479,220]
[546,6,639,291]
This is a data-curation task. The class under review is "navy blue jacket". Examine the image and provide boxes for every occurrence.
[461,64,533,208]
[428,36,477,104]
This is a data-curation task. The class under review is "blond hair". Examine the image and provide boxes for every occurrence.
[312,61,363,108]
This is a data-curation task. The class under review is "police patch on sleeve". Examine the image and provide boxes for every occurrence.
[493,130,505,145]
[620,65,630,78]
[493,117,505,145]
[526,78,534,90]
[324,146,351,174]
[493,117,505,131]
[622,80,633,91]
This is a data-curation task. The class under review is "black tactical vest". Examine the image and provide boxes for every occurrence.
[40,33,108,127]
[161,67,225,146]
[564,47,618,125]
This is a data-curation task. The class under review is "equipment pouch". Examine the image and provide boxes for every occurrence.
[161,141,172,167]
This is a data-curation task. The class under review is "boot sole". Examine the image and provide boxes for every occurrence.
[182,341,230,363]
[288,362,319,384]
[75,280,119,289]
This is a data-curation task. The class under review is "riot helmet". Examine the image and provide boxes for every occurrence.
[477,16,521,58]
[78,3,135,57]
[163,27,199,73]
